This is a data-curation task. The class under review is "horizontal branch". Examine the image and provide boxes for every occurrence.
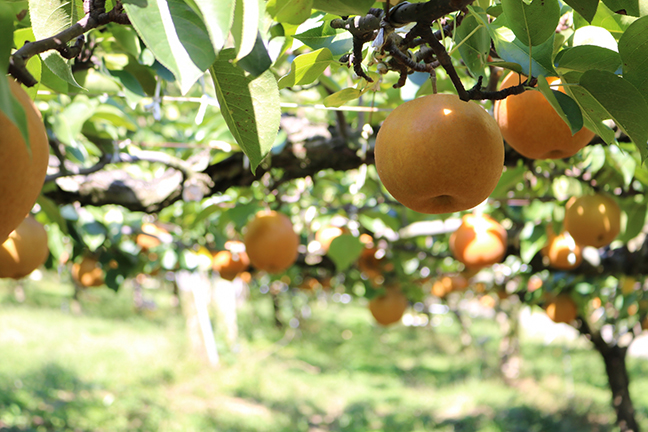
[43,117,374,213]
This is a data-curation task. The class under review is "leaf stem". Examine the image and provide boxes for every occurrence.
[447,23,485,56]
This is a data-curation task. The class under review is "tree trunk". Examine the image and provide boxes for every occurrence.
[450,306,472,349]
[271,293,284,329]
[597,344,640,432]
[498,305,521,384]
[578,318,640,431]
[175,271,219,366]
[211,276,239,348]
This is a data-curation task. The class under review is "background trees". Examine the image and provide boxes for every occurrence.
[2,0,648,430]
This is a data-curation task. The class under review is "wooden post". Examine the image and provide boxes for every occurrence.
[176,271,219,367]
[211,275,239,348]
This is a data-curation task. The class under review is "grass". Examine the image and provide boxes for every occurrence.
[0,273,646,431]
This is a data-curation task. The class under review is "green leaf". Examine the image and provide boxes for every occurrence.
[525,199,556,221]
[559,72,618,145]
[323,87,363,107]
[601,0,642,16]
[81,221,107,252]
[278,48,333,89]
[294,20,353,56]
[237,32,273,77]
[607,146,637,187]
[52,99,99,146]
[552,176,583,200]
[42,54,83,89]
[123,56,157,95]
[29,0,83,89]
[0,4,12,75]
[36,196,69,235]
[487,16,555,76]
[91,104,138,131]
[328,234,365,272]
[2,95,30,159]
[579,70,648,159]
[618,16,648,104]
[123,0,216,94]
[488,61,524,74]
[39,62,69,93]
[210,49,281,174]
[536,79,584,135]
[110,24,142,58]
[222,202,265,231]
[231,0,260,60]
[490,161,525,198]
[578,2,638,39]
[501,0,561,46]
[582,144,606,174]
[192,0,235,53]
[311,0,374,15]
[44,223,67,264]
[74,69,121,94]
[555,45,622,74]
[267,0,313,25]
[618,200,647,242]
[29,0,83,38]
[456,7,490,78]
[359,210,401,232]
[520,222,547,264]
[108,69,146,102]
[0,5,30,148]
[563,0,599,22]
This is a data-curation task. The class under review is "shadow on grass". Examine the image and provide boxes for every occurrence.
[0,363,167,432]
[194,397,613,432]
[438,404,613,432]
[224,400,613,432]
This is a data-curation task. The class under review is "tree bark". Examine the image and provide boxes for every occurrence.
[580,318,640,432]
[211,276,240,348]
[271,293,284,329]
[498,305,521,384]
[44,117,374,213]
[596,344,640,432]
[175,271,219,366]
[449,305,472,349]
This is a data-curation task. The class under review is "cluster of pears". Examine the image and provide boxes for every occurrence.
[0,78,50,281]
[134,212,299,282]
[371,71,616,328]
[374,72,597,215]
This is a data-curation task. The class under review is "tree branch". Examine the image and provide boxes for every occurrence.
[45,148,214,211]
[333,0,527,100]
[43,118,373,213]
[9,0,129,86]
[577,315,611,354]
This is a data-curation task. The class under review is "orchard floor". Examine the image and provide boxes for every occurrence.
[1,274,648,432]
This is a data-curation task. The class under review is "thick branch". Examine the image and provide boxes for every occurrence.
[43,118,373,213]
[577,315,611,354]
[45,148,214,211]
[388,0,475,26]
[46,150,197,182]
[578,317,640,432]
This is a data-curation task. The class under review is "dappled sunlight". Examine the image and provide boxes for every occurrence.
[0,275,630,431]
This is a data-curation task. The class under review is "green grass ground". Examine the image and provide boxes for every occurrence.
[0,273,646,431]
